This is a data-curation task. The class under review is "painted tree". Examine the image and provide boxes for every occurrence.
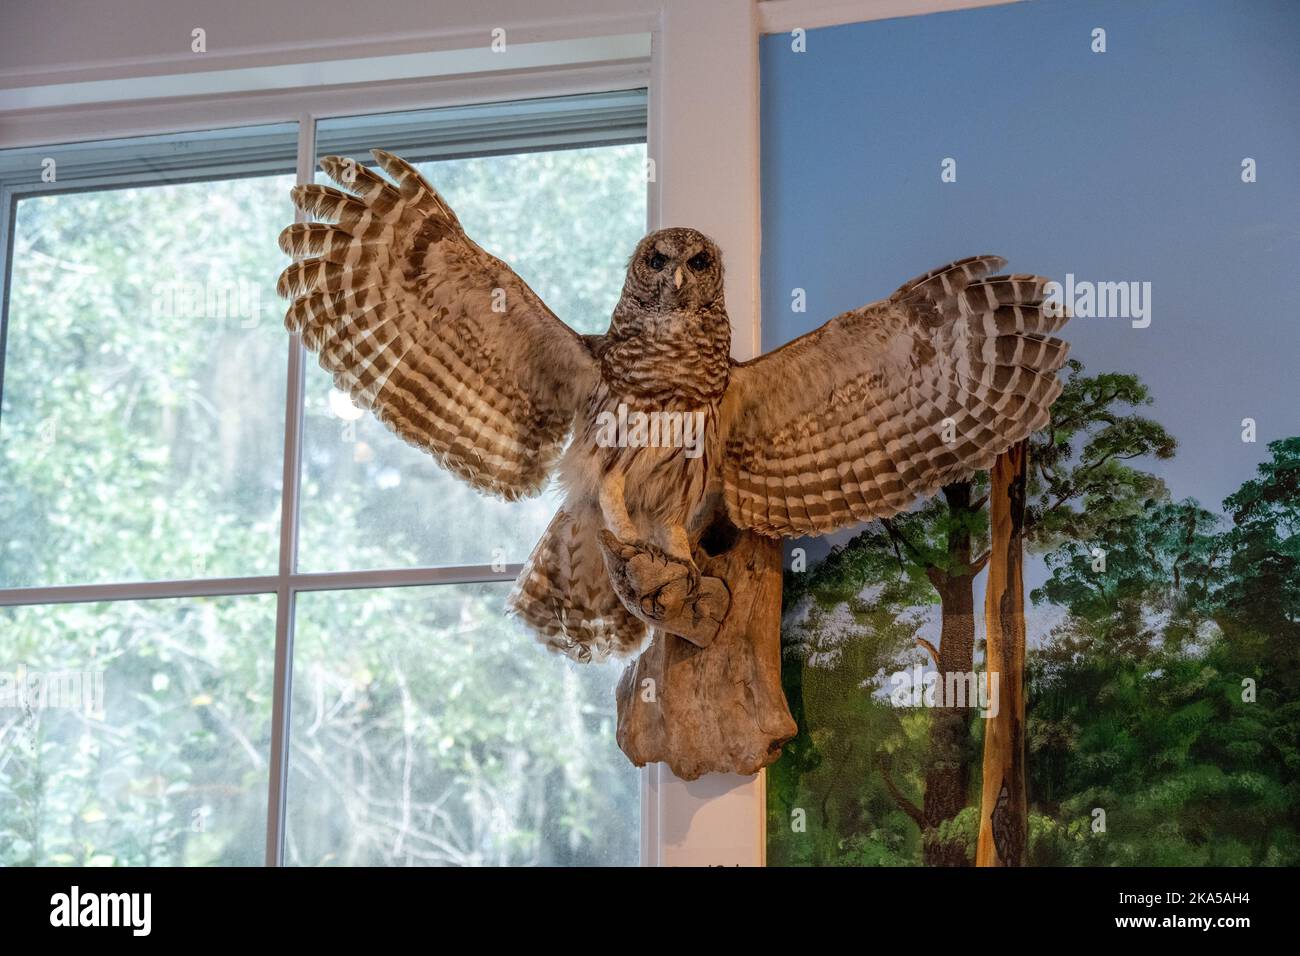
[770,530,934,865]
[781,484,991,865]
[772,371,1299,867]
[881,484,989,865]
[771,358,1179,865]
[1218,437,1300,665]
[1023,360,1177,547]
[922,360,1178,863]
[1026,481,1297,866]
[972,361,1177,864]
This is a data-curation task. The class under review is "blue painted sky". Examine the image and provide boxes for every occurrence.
[760,0,1300,560]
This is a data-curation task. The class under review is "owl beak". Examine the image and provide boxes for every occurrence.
[674,266,684,289]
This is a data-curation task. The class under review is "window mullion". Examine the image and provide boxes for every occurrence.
[0,575,280,607]
[0,187,13,428]
[264,113,315,867]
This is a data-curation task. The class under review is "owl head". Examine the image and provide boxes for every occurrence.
[623,227,724,313]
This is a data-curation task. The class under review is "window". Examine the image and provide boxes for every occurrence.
[0,91,647,866]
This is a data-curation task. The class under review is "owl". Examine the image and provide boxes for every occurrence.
[278,150,1069,662]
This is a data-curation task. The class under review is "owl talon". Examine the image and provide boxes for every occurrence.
[597,530,730,647]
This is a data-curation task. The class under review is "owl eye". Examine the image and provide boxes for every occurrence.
[687,252,712,271]
[648,252,668,270]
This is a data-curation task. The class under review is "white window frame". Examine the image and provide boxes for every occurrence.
[0,3,766,867]
[0,79,654,869]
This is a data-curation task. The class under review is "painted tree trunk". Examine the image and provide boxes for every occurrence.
[923,571,976,866]
[976,441,1029,867]
[615,530,797,781]
[921,481,979,866]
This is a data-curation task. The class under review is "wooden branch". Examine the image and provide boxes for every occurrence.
[976,441,1029,867]
[915,637,941,666]
[882,518,928,567]
[876,754,928,831]
[884,526,908,573]
[614,529,796,780]
[1043,451,1148,514]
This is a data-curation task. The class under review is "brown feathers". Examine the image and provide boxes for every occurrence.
[508,505,647,662]
[722,256,1071,537]
[278,147,1072,662]
[278,149,598,501]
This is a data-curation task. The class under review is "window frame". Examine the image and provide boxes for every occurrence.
[0,78,652,868]
[0,0,778,866]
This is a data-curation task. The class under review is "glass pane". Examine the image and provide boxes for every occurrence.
[297,137,647,572]
[0,594,277,866]
[0,127,295,587]
[286,584,638,866]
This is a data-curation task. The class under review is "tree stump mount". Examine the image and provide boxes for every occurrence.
[614,530,797,781]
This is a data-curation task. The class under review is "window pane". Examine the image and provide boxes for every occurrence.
[297,137,647,572]
[0,594,277,866]
[286,584,638,866]
[0,127,295,587]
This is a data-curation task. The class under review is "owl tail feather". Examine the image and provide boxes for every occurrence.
[508,502,647,663]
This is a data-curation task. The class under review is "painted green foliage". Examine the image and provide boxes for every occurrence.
[769,361,1299,866]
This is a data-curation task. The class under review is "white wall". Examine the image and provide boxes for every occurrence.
[0,1,647,82]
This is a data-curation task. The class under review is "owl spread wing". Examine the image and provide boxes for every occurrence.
[721,256,1070,536]
[277,149,598,500]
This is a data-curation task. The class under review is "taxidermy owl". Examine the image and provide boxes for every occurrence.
[278,150,1069,662]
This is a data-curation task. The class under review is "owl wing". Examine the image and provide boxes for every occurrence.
[277,149,598,500]
[721,255,1069,536]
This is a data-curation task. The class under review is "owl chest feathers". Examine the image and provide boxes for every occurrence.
[562,307,731,527]
[598,306,731,404]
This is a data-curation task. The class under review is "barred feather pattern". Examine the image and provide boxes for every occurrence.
[721,255,1071,536]
[507,229,731,661]
[277,149,598,500]
[278,152,1071,660]
[508,505,647,661]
